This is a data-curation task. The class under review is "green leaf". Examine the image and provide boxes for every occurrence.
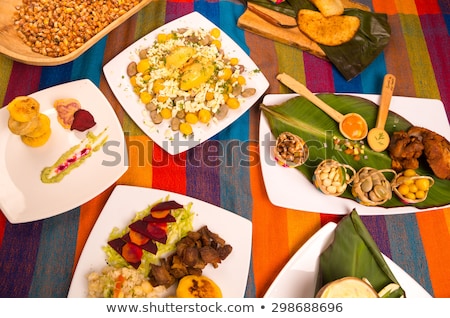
[318,210,406,297]
[260,94,450,209]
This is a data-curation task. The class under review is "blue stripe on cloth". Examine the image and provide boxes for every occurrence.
[360,53,388,94]
[195,0,220,25]
[0,221,42,297]
[28,208,80,297]
[186,140,222,207]
[219,1,249,53]
[218,140,254,297]
[71,38,108,85]
[333,67,363,93]
[385,214,434,296]
[38,63,73,90]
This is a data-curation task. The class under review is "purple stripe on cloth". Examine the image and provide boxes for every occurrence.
[385,214,434,296]
[0,221,42,297]
[360,215,392,258]
[420,14,450,120]
[186,140,222,207]
[165,1,194,22]
[4,63,42,105]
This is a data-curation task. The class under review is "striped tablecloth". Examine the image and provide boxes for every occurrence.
[0,0,449,298]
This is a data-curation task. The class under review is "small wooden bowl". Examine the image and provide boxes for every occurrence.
[392,173,435,204]
[273,131,309,168]
[0,0,153,66]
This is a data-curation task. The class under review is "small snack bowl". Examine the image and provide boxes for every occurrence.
[391,169,434,204]
[351,167,396,206]
[273,131,309,168]
[313,159,356,196]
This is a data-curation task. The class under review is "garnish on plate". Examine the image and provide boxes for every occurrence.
[54,98,96,132]
[40,128,108,183]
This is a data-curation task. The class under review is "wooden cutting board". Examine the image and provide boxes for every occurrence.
[237,1,370,59]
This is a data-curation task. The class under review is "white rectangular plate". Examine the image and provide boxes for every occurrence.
[104,11,269,155]
[0,79,128,223]
[264,222,432,298]
[68,185,252,298]
[259,93,450,215]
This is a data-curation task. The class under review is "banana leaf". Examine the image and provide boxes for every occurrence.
[246,0,391,80]
[260,94,450,209]
[318,210,406,297]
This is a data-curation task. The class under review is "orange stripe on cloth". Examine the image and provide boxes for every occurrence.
[416,207,450,297]
[373,0,418,15]
[73,185,116,271]
[250,156,290,297]
[118,135,153,187]
[286,209,322,253]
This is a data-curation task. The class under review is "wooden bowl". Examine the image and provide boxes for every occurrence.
[0,0,153,66]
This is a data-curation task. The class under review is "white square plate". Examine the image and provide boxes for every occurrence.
[104,11,269,155]
[0,79,128,223]
[264,222,432,298]
[68,185,253,298]
[259,93,450,215]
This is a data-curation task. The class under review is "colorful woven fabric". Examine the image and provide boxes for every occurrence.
[0,0,449,298]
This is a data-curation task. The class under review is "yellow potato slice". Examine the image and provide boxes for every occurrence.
[309,0,344,17]
[7,96,40,122]
[8,115,39,135]
[297,9,360,46]
[176,275,222,298]
[21,127,52,147]
[25,113,51,138]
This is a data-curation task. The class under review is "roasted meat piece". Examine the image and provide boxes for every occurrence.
[388,130,424,171]
[388,126,450,179]
[408,127,450,180]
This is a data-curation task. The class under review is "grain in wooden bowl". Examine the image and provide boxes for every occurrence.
[0,0,153,66]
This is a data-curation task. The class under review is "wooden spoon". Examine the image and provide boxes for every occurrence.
[277,73,368,141]
[367,74,396,152]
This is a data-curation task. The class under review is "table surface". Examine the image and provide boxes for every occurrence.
[1,0,449,298]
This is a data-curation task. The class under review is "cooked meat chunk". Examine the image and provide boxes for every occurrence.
[388,126,450,179]
[148,225,233,287]
[388,130,424,171]
[408,127,450,179]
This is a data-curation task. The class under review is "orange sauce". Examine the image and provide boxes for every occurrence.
[341,114,366,139]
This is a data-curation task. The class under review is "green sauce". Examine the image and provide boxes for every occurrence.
[41,128,108,183]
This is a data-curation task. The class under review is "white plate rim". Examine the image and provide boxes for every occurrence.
[103,11,269,155]
[259,93,450,215]
[68,185,253,298]
[0,79,128,223]
[263,222,432,298]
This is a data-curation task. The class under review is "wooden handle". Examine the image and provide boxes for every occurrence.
[376,74,396,129]
[276,73,344,122]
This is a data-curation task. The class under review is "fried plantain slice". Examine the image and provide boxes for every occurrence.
[7,96,40,122]
[8,115,39,135]
[297,9,360,46]
[21,127,52,147]
[25,113,51,138]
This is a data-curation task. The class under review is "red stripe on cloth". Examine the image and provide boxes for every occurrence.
[4,63,42,105]
[304,53,335,93]
[320,213,343,226]
[415,0,442,14]
[0,213,6,247]
[151,145,187,194]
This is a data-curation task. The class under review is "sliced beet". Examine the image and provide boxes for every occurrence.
[151,200,183,212]
[122,232,158,254]
[129,220,167,244]
[122,242,143,265]
[71,109,96,131]
[143,213,176,223]
[108,238,141,268]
